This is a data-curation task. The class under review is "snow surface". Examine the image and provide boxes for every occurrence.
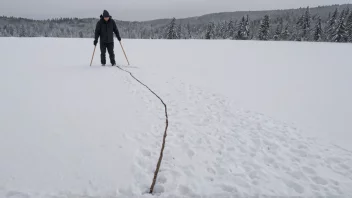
[1,38,352,197]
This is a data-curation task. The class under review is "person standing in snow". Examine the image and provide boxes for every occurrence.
[94,10,121,66]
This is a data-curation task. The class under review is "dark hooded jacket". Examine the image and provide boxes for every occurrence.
[94,10,121,43]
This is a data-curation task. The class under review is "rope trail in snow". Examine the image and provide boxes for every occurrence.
[116,65,169,194]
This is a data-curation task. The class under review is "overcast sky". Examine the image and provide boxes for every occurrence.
[1,0,351,21]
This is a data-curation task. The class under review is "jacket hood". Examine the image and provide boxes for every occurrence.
[102,10,110,17]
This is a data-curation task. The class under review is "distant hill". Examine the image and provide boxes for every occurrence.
[139,4,350,25]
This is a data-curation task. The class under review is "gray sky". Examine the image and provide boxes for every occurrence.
[1,0,351,21]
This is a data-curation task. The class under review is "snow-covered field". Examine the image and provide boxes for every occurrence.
[1,38,352,197]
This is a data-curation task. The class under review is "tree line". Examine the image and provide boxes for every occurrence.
[1,6,352,43]
[166,7,352,42]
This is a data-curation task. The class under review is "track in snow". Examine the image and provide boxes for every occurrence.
[116,65,169,194]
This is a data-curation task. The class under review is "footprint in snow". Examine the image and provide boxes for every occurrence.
[140,148,151,157]
[178,185,192,195]
[219,184,238,193]
[187,149,195,158]
[153,184,165,194]
[207,167,216,175]
[284,180,305,194]
[157,174,167,184]
[302,166,316,175]
[310,176,328,185]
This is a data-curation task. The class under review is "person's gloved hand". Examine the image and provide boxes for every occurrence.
[118,37,121,42]
[93,40,98,46]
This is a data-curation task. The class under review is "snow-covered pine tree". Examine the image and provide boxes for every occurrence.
[295,7,311,41]
[278,18,284,39]
[2,26,8,36]
[341,7,350,24]
[273,19,283,40]
[346,12,352,42]
[32,23,41,37]
[273,25,281,40]
[295,15,304,41]
[258,15,270,40]
[7,25,13,37]
[219,21,227,39]
[1,25,7,37]
[19,24,26,37]
[150,24,154,39]
[236,16,247,40]
[205,22,215,39]
[314,16,323,41]
[226,20,236,39]
[303,6,311,41]
[166,18,177,39]
[11,25,18,36]
[66,27,72,37]
[325,8,339,41]
[345,7,350,20]
[332,10,348,42]
[243,15,250,40]
[236,17,244,39]
[186,23,192,39]
[281,23,290,40]
[176,24,182,39]
[213,22,221,39]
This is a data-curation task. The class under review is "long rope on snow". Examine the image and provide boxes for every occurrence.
[116,65,169,194]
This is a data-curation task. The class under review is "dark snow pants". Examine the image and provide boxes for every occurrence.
[100,42,115,65]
